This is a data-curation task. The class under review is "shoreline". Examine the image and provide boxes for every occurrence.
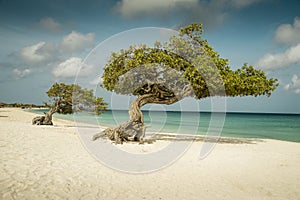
[1,107,300,199]
[26,107,300,144]
[25,107,266,144]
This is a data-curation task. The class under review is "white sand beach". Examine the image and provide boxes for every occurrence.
[1,108,300,200]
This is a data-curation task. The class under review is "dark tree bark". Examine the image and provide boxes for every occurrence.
[92,96,148,144]
[32,101,59,125]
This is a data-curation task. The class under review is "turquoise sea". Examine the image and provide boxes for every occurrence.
[28,109,300,143]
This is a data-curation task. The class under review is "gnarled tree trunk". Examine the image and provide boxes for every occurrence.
[32,101,59,125]
[92,81,193,144]
[92,93,180,144]
[92,96,146,144]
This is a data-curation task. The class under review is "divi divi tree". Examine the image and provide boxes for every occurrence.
[32,82,108,125]
[92,23,278,144]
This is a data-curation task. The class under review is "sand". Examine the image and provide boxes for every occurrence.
[1,108,300,200]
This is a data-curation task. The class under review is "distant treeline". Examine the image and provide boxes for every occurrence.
[0,102,44,108]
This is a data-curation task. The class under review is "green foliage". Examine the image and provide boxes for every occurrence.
[46,83,108,114]
[94,97,108,115]
[101,23,278,100]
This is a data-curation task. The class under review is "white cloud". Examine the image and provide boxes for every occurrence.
[284,75,300,94]
[115,0,198,18]
[19,41,57,65]
[89,76,103,85]
[13,68,31,79]
[52,57,94,78]
[17,31,95,68]
[229,0,262,8]
[38,42,57,56]
[114,0,262,28]
[256,43,300,70]
[61,31,95,53]
[36,17,62,33]
[274,17,300,45]
[20,42,48,64]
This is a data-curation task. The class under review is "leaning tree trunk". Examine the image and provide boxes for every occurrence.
[92,95,148,144]
[32,103,58,125]
[92,93,179,144]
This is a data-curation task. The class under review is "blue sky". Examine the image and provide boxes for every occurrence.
[0,0,300,113]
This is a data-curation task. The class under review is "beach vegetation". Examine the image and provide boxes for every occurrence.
[32,82,108,125]
[92,23,279,144]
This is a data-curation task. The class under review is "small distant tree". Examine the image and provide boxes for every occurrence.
[92,23,278,144]
[32,83,108,125]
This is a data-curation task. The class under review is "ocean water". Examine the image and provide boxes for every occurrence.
[28,109,300,143]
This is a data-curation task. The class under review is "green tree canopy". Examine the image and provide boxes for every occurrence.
[102,23,278,102]
[46,82,108,115]
[33,82,108,126]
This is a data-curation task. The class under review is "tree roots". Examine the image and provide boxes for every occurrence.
[92,120,146,144]
[32,115,53,125]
